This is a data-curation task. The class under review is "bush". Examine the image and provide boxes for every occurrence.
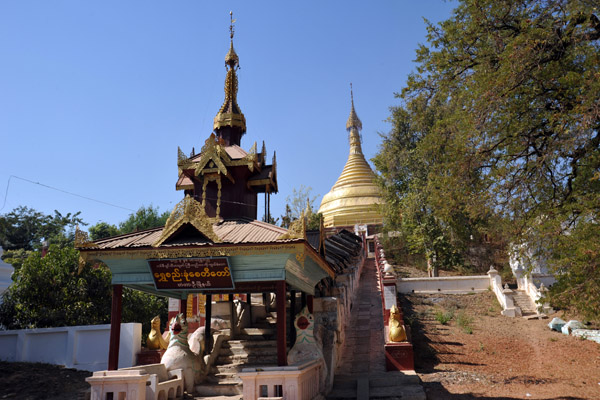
[435,309,454,325]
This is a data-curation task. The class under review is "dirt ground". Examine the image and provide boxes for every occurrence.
[0,361,90,400]
[402,291,600,400]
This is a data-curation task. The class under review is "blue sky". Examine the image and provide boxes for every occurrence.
[0,1,457,229]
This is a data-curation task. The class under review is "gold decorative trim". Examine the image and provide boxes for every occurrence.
[278,211,306,240]
[295,252,306,268]
[248,178,274,187]
[216,176,222,218]
[153,195,221,247]
[195,134,230,176]
[176,184,194,191]
[81,242,304,261]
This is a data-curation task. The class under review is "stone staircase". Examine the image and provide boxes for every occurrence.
[195,327,278,398]
[327,259,426,400]
[512,290,539,317]
[327,371,425,400]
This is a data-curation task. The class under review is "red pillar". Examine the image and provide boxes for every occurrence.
[108,284,123,370]
[204,294,212,356]
[276,281,287,366]
[180,297,187,318]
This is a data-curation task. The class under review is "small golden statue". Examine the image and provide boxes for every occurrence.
[389,305,407,342]
[147,316,169,350]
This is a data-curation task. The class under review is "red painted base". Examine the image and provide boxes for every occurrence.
[137,349,165,366]
[384,342,414,371]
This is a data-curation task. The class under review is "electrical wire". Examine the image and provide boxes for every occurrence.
[0,175,136,213]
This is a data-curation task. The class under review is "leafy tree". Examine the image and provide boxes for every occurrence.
[0,248,34,272]
[280,204,293,229]
[88,222,120,241]
[285,185,318,221]
[0,244,167,337]
[0,245,112,329]
[0,207,84,251]
[118,205,169,234]
[376,0,600,317]
[261,211,279,226]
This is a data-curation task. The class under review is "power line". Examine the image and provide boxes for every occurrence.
[1,175,136,213]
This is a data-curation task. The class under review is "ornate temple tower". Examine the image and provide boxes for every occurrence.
[175,13,277,220]
[318,87,383,228]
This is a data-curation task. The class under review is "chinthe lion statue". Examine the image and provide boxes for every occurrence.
[147,315,169,350]
[161,313,206,394]
[389,305,407,342]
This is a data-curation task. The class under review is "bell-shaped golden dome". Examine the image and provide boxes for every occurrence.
[318,88,383,227]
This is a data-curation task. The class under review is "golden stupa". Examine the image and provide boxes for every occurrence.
[318,88,383,228]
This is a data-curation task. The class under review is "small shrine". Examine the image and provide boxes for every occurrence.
[77,13,366,400]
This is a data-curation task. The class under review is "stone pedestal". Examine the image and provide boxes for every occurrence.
[137,349,164,366]
[86,370,148,400]
[384,325,414,371]
[384,342,414,371]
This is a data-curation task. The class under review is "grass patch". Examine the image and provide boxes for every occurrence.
[456,311,474,334]
[434,309,454,325]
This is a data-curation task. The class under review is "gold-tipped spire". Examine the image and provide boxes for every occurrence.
[214,11,246,135]
[346,83,363,131]
[225,11,239,67]
[318,88,383,228]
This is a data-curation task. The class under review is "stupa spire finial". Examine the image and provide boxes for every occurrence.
[346,83,363,132]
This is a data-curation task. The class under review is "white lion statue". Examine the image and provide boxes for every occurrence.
[161,313,206,394]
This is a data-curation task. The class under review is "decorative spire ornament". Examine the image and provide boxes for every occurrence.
[213,11,247,145]
[346,83,363,132]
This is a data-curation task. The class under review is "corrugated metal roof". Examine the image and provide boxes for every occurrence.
[224,145,248,160]
[248,165,274,181]
[176,174,193,187]
[89,218,291,250]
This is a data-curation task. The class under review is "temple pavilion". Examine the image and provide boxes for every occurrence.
[75,15,363,382]
[318,88,383,254]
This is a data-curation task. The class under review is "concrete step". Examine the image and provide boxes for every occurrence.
[326,388,357,399]
[332,371,420,390]
[329,372,425,399]
[223,339,277,348]
[217,354,278,365]
[214,372,243,383]
[218,328,276,340]
[216,362,278,374]
[370,384,426,399]
[219,346,278,357]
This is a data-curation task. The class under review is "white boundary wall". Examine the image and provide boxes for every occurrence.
[0,323,141,371]
[397,275,490,294]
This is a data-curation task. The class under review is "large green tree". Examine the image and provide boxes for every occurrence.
[118,205,169,234]
[0,207,85,270]
[376,0,599,318]
[0,244,167,338]
[88,205,170,241]
[0,245,112,329]
[0,206,169,335]
[0,207,84,251]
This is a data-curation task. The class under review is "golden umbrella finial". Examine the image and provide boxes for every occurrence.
[346,83,362,131]
[229,11,236,39]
